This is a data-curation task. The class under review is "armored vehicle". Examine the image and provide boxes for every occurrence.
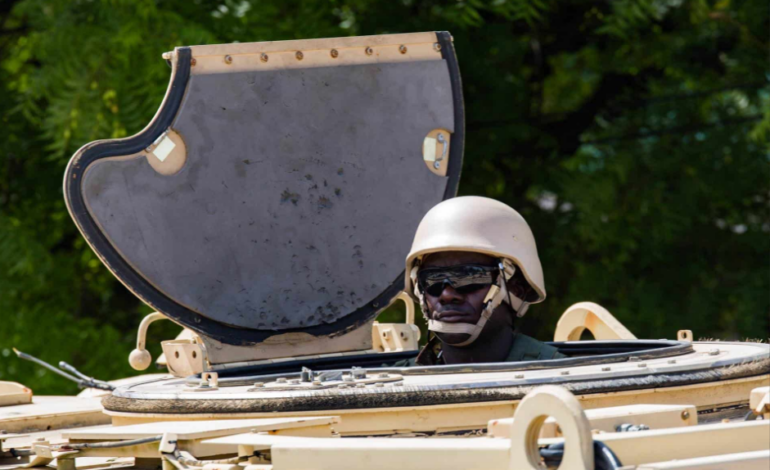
[2,32,768,470]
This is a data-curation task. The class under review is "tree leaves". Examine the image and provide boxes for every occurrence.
[1,0,767,393]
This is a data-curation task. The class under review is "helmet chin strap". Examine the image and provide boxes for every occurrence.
[412,259,530,348]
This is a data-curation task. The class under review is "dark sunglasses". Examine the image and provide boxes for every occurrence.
[417,264,499,297]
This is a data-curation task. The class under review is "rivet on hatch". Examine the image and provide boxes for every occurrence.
[330,49,339,58]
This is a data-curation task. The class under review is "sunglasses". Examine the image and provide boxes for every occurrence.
[417,264,499,297]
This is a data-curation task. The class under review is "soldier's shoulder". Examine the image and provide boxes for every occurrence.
[507,332,565,362]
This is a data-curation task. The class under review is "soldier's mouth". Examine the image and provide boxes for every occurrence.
[433,310,475,323]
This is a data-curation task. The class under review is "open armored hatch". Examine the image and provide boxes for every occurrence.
[65,32,463,370]
[61,32,769,417]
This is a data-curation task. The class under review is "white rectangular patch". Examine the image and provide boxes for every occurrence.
[152,136,176,162]
[423,136,437,162]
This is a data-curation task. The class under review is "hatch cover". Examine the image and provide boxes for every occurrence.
[64,32,464,345]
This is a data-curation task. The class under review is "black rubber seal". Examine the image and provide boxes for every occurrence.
[436,31,464,200]
[64,35,465,346]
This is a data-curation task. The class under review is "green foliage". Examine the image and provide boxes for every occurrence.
[1,0,768,393]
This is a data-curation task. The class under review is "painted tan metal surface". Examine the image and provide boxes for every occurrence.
[554,302,636,341]
[145,130,187,176]
[160,339,205,377]
[0,382,32,407]
[588,420,770,466]
[106,374,769,435]
[749,386,769,417]
[178,33,443,74]
[61,417,339,460]
[62,417,338,441]
[488,403,698,438]
[205,387,596,470]
[156,328,199,367]
[371,322,420,353]
[422,129,451,177]
[199,319,375,369]
[0,397,108,434]
[636,450,770,469]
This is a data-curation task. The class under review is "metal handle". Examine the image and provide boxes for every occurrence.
[433,133,448,169]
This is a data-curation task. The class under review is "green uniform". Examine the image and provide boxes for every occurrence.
[393,330,565,367]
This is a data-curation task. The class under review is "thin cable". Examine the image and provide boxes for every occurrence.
[59,361,113,388]
[13,348,114,391]
[59,436,162,450]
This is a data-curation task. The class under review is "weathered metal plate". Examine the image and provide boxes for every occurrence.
[64,32,464,345]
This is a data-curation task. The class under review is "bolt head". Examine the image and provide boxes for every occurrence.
[561,370,570,376]
[190,58,197,66]
[708,348,720,356]
[433,161,440,169]
[515,374,524,379]
[668,359,677,364]
[295,51,304,60]
[330,49,339,58]
[224,55,233,64]
[338,384,348,389]
[253,382,264,388]
[399,45,407,54]
[260,53,269,62]
[681,410,690,420]
[276,377,287,383]
[638,363,647,368]
[433,43,442,52]
[602,367,611,371]
[365,47,374,56]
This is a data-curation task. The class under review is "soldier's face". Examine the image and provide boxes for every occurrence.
[421,251,496,343]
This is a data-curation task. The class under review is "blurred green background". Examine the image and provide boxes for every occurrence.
[0,0,768,394]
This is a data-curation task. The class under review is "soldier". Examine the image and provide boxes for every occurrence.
[404,196,565,365]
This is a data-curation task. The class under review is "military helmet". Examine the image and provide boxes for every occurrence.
[405,196,546,306]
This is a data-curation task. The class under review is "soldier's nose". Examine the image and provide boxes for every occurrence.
[438,284,464,303]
